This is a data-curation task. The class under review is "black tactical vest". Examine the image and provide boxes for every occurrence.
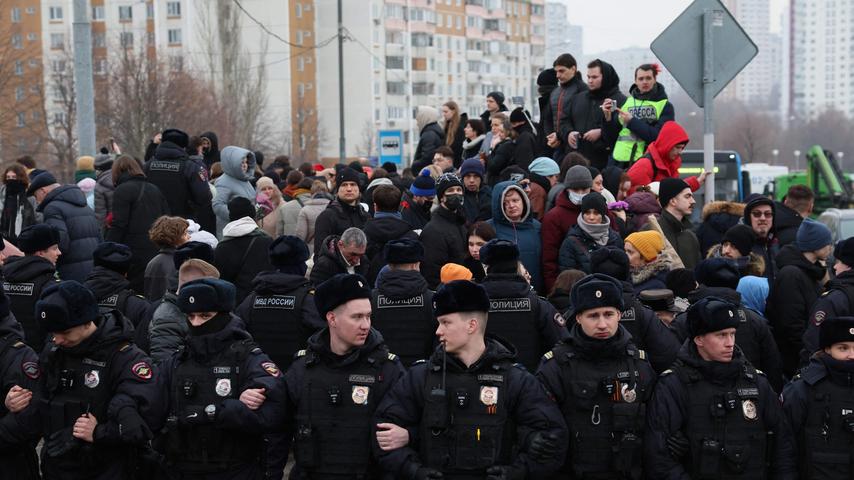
[163,340,262,473]
[370,290,435,366]
[552,343,649,479]
[800,375,854,479]
[673,362,769,480]
[5,274,56,352]
[486,293,543,371]
[733,308,760,368]
[619,297,643,345]
[247,286,312,371]
[420,360,516,477]
[145,158,191,217]
[292,347,391,477]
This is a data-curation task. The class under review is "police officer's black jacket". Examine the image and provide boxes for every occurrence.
[644,341,798,480]
[804,269,854,359]
[371,269,436,367]
[782,353,854,480]
[39,312,162,479]
[673,286,785,392]
[480,273,569,371]
[284,327,404,479]
[144,140,213,223]
[374,336,568,479]
[537,324,656,479]
[234,270,324,371]
[0,311,42,479]
[84,265,155,330]
[3,255,58,353]
[618,280,681,373]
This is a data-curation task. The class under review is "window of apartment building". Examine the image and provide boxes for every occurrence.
[92,5,104,20]
[411,33,433,47]
[409,8,435,23]
[29,59,38,68]
[120,32,133,47]
[50,33,64,49]
[385,56,404,69]
[168,29,181,45]
[295,2,302,18]
[167,1,181,17]
[32,111,40,122]
[26,7,35,14]
[93,32,106,47]
[11,7,21,22]
[437,13,443,28]
[385,30,403,44]
[52,59,66,73]
[297,83,305,98]
[11,34,22,49]
[15,86,24,101]
[94,59,107,74]
[15,61,23,75]
[387,106,404,119]
[17,113,25,128]
[54,112,68,125]
[27,33,37,41]
[49,6,63,21]
[384,4,404,20]
[374,108,381,121]
[387,82,405,95]
[119,5,132,21]
[147,3,154,18]
[413,82,433,95]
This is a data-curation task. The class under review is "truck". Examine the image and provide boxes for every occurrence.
[767,145,854,214]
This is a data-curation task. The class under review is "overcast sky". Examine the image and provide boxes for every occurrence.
[560,0,786,55]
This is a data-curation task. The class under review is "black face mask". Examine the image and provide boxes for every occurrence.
[444,194,464,211]
[4,180,25,195]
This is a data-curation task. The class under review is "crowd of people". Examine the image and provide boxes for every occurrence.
[0,53,851,480]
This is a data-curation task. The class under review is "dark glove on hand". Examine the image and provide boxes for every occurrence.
[45,427,79,458]
[414,467,444,480]
[178,405,210,426]
[666,430,690,459]
[528,431,559,462]
[485,465,526,480]
[117,406,153,443]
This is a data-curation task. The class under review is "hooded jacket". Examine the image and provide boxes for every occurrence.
[565,60,626,169]
[742,195,779,283]
[214,218,274,303]
[624,191,662,235]
[419,204,468,289]
[626,121,700,195]
[295,196,331,253]
[412,121,446,174]
[511,121,539,171]
[542,191,583,292]
[94,168,115,226]
[212,146,257,236]
[199,131,221,171]
[487,181,543,292]
[695,201,745,257]
[37,185,101,283]
[4,255,58,352]
[630,254,672,295]
[771,201,803,248]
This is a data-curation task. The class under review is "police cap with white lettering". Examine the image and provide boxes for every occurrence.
[314,273,372,317]
[177,278,236,314]
[433,280,490,318]
[687,296,741,337]
[18,224,61,254]
[819,316,854,349]
[36,281,99,333]
[568,273,624,317]
[384,238,424,265]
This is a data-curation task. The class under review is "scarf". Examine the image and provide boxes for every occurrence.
[222,217,261,238]
[577,216,611,246]
[0,181,25,240]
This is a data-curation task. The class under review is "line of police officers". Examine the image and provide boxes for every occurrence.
[0,233,853,479]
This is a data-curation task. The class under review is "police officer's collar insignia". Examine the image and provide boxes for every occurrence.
[215,378,232,397]
[132,361,152,380]
[480,386,498,406]
[742,399,758,421]
[22,361,40,380]
[261,361,281,378]
[84,370,100,388]
[352,385,370,405]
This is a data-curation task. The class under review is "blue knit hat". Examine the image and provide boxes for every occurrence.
[459,158,485,179]
[409,168,436,197]
[528,157,560,177]
[796,218,832,252]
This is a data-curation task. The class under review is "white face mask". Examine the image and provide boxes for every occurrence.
[568,191,586,205]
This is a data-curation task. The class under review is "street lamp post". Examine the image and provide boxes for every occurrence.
[794,150,801,171]
[771,149,779,165]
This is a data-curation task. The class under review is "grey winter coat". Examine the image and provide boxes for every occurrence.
[295,196,331,254]
[144,248,176,301]
[37,185,101,282]
[94,170,115,225]
[212,146,257,236]
[275,192,311,237]
[148,292,186,363]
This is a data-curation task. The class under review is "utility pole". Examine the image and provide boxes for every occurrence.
[72,0,96,157]
[337,0,346,163]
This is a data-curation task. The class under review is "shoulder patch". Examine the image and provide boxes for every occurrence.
[387,353,398,361]
[295,349,307,358]
[131,361,153,380]
[812,310,826,326]
[553,312,566,327]
[261,361,281,378]
[638,349,647,360]
[542,350,554,361]
[22,361,40,379]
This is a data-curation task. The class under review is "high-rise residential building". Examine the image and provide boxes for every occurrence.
[720,0,779,109]
[545,1,582,62]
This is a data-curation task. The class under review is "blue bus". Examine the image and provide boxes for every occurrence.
[678,150,745,223]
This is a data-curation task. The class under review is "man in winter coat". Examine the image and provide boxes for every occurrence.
[28,171,101,282]
[312,167,370,254]
[487,181,544,292]
[804,237,854,357]
[363,185,418,285]
[695,201,745,258]
[419,173,468,289]
[649,178,702,269]
[83,242,154,330]
[509,107,539,170]
[310,228,369,286]
[544,54,588,159]
[542,165,592,292]
[460,158,492,224]
[479,91,510,131]
[626,121,706,195]
[214,197,274,303]
[565,59,626,170]
[93,153,114,225]
[766,219,832,377]
[774,185,814,248]
[212,146,257,236]
[743,193,780,282]
[400,169,435,231]
[412,106,446,173]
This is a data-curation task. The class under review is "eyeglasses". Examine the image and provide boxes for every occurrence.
[751,210,773,218]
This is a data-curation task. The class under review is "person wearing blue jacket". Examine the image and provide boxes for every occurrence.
[212,146,257,237]
[487,180,543,292]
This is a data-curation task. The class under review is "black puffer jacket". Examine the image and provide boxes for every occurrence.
[83,266,155,330]
[363,215,418,286]
[213,223,274,304]
[772,201,804,248]
[566,60,626,169]
[511,121,539,171]
[419,206,468,289]
[412,122,446,173]
[37,185,101,283]
[312,197,370,254]
[486,139,516,186]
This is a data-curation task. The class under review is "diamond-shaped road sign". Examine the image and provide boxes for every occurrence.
[651,0,757,107]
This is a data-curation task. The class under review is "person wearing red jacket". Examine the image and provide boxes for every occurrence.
[626,121,707,195]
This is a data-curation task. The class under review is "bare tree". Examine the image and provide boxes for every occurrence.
[357,119,376,158]
[717,105,777,164]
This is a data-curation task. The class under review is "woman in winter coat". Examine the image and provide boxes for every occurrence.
[463,221,495,283]
[213,197,274,303]
[255,176,283,237]
[295,180,331,255]
[461,119,486,162]
[624,189,661,235]
[212,146,257,236]
[0,163,38,243]
[93,153,115,226]
[486,181,543,292]
[442,101,467,168]
[105,155,171,292]
[558,192,624,274]
[485,114,517,186]
[144,216,190,301]
[411,106,445,173]
[625,230,673,294]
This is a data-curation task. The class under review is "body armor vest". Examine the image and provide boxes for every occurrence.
[145,158,192,217]
[619,298,643,346]
[553,343,649,480]
[674,363,770,480]
[248,285,312,371]
[800,375,854,479]
[5,274,55,352]
[733,309,760,368]
[292,347,390,477]
[164,340,261,473]
[485,293,543,371]
[97,289,132,316]
[370,290,435,366]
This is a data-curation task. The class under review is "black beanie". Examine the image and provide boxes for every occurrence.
[687,296,741,337]
[590,247,630,282]
[177,278,236,313]
[314,273,372,317]
[93,242,133,274]
[580,191,608,219]
[36,281,99,332]
[509,107,527,124]
[835,238,854,268]
[436,173,463,200]
[537,68,558,87]
[173,241,215,270]
[336,167,362,191]
[487,91,505,105]
[269,235,310,268]
[18,224,61,254]
[479,239,520,274]
[694,258,740,290]
[228,196,256,222]
[658,178,690,208]
[819,316,854,349]
[666,268,697,298]
[721,224,756,257]
[381,162,397,174]
[433,280,490,317]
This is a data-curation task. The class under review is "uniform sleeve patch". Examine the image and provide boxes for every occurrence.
[261,361,281,378]
[812,310,826,326]
[132,361,153,380]
[387,353,398,361]
[553,313,566,327]
[22,361,40,379]
[543,351,554,361]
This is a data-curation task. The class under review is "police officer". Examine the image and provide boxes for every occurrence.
[83,242,154,329]
[782,316,854,479]
[284,273,405,479]
[590,247,681,372]
[537,274,656,479]
[37,281,161,479]
[638,289,681,327]
[157,278,285,479]
[375,280,568,479]
[371,238,436,366]
[4,224,61,352]
[144,128,214,228]
[479,239,568,371]
[804,237,854,357]
[236,235,323,372]
[0,290,42,479]
[644,296,797,479]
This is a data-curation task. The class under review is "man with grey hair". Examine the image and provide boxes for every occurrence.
[310,227,369,285]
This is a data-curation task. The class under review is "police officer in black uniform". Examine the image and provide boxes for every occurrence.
[478,239,568,371]
[84,242,154,329]
[157,278,285,479]
[590,247,681,373]
[0,290,42,479]
[804,237,854,357]
[783,315,854,480]
[144,128,214,228]
[371,238,436,366]
[283,273,405,479]
[3,224,61,352]
[375,280,568,480]
[235,235,323,372]
[537,274,656,479]
[37,280,162,479]
[644,296,797,480]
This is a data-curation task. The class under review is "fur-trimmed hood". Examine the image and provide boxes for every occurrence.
[706,244,766,277]
[630,254,673,285]
[701,201,745,221]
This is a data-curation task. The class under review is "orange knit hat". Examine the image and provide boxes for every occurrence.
[440,263,473,283]
[625,231,664,262]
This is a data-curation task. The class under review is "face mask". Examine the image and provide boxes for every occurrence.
[444,194,464,211]
[4,180,25,195]
[568,191,586,206]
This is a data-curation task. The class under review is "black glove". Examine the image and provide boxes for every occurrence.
[116,406,153,442]
[528,431,559,462]
[485,465,526,480]
[45,428,79,458]
[178,405,210,426]
[414,467,444,480]
[666,431,690,459]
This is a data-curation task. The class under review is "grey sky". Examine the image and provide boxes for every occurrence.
[560,0,786,55]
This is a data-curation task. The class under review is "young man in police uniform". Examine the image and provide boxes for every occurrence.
[83,241,154,329]
[374,280,568,479]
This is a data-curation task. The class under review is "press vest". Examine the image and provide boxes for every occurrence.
[370,290,435,366]
[247,285,312,371]
[145,158,192,217]
[485,292,543,371]
[5,273,57,352]
[613,97,668,163]
[800,373,854,479]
